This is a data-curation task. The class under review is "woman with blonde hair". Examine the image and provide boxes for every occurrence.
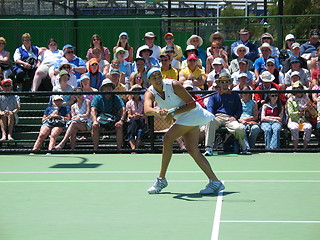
[205,41,228,73]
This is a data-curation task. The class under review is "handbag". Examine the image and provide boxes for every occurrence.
[97,113,116,125]
[46,117,66,127]
[20,57,37,70]
[0,61,12,70]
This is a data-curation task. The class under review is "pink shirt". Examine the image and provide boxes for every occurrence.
[126,99,144,119]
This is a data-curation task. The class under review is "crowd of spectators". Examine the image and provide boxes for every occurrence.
[0,28,320,153]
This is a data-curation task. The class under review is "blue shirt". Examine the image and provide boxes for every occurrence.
[207,91,243,119]
[54,56,86,79]
[300,41,320,57]
[254,56,280,73]
[91,94,124,120]
[44,106,70,116]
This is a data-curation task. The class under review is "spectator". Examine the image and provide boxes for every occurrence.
[55,87,92,150]
[230,28,259,62]
[85,58,105,90]
[0,37,12,79]
[91,79,126,151]
[282,43,308,73]
[231,58,256,88]
[136,32,161,60]
[207,57,230,89]
[285,71,309,99]
[206,31,229,57]
[204,73,250,156]
[133,45,160,72]
[53,44,86,80]
[0,79,20,141]
[160,32,183,61]
[283,56,311,88]
[129,58,148,89]
[164,46,181,70]
[310,46,320,72]
[32,38,63,92]
[253,43,280,80]
[91,47,110,76]
[109,68,127,102]
[317,96,320,146]
[113,32,133,63]
[260,89,284,150]
[229,44,254,74]
[311,55,320,87]
[79,74,98,102]
[160,53,178,80]
[258,33,280,58]
[287,81,316,149]
[300,29,320,59]
[86,34,110,62]
[114,47,131,83]
[205,41,229,74]
[279,34,295,65]
[126,84,147,152]
[265,58,285,89]
[232,72,252,91]
[129,72,146,90]
[13,33,40,91]
[107,59,126,84]
[254,71,286,109]
[53,60,77,88]
[312,72,320,103]
[52,70,75,106]
[179,54,206,89]
[238,85,260,150]
[181,45,203,69]
[185,35,206,68]
[31,95,71,152]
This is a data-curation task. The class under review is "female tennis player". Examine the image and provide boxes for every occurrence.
[144,68,224,194]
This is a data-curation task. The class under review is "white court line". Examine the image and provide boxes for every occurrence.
[221,220,320,223]
[211,181,224,240]
[1,180,319,183]
[0,171,319,174]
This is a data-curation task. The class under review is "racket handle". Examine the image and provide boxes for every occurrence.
[167,107,178,114]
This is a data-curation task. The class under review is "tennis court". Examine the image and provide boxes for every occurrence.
[0,153,319,240]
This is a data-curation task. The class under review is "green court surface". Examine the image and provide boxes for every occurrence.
[0,153,319,240]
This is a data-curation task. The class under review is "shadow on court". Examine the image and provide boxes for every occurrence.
[50,157,102,169]
[161,191,239,201]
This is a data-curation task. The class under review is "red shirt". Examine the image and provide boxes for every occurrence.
[265,104,280,117]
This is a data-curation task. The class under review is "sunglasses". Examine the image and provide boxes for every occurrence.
[165,38,173,40]
[212,37,222,40]
[287,39,295,42]
[91,63,98,66]
[49,43,57,46]
[269,94,278,97]
[261,49,270,52]
[212,47,220,49]
[238,49,246,52]
[66,51,74,54]
[188,59,197,62]
[219,80,230,84]
[166,51,175,54]
[23,39,31,42]
[120,37,128,40]
[112,63,120,66]
[0,42,5,45]
[267,64,275,67]
[2,85,11,87]
[93,38,100,41]
[62,66,70,69]
[160,59,169,62]
[145,37,154,40]
[135,76,143,79]
[136,63,145,66]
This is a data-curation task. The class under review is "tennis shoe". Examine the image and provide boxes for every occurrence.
[204,147,215,156]
[148,177,168,194]
[200,180,225,195]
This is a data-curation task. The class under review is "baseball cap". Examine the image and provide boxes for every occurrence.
[183,80,194,89]
[290,56,301,63]
[291,42,300,49]
[110,68,121,75]
[63,44,75,52]
[119,32,128,38]
[285,34,295,41]
[59,70,70,77]
[53,95,64,101]
[164,32,174,38]
[1,78,12,85]
[290,71,301,78]
[238,72,248,78]
[100,78,115,91]
[212,58,223,65]
[309,29,319,38]
[238,58,248,64]
[266,58,276,64]
[130,84,143,91]
[165,45,175,52]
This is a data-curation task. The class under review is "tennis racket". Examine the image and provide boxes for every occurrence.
[167,91,217,113]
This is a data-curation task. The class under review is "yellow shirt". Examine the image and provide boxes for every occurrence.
[161,67,178,80]
[180,67,206,89]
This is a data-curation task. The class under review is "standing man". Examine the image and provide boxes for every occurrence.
[230,28,259,62]
[136,32,161,60]
[204,73,250,156]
